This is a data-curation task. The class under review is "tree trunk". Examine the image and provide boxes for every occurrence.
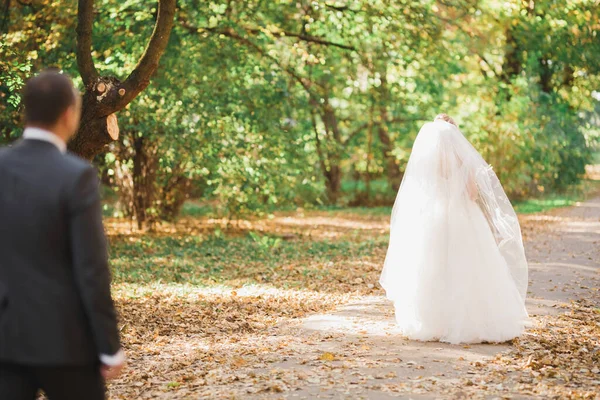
[377,121,402,192]
[376,72,403,192]
[132,136,159,229]
[70,0,176,159]
[68,83,121,160]
[501,27,521,88]
[325,164,342,204]
[310,93,344,205]
[158,173,192,221]
[562,64,574,89]
[365,100,375,199]
[320,103,343,204]
[539,57,553,93]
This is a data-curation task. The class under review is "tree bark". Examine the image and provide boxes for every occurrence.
[377,120,402,192]
[376,71,403,192]
[501,27,521,86]
[539,57,553,93]
[319,99,343,204]
[562,64,574,89]
[325,164,342,204]
[365,101,374,199]
[69,0,176,159]
[310,102,342,204]
[132,135,159,230]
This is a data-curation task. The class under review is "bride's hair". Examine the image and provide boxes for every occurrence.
[434,113,457,127]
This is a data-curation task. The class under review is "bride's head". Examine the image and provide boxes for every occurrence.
[434,113,457,127]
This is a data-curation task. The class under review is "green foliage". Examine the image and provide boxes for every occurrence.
[248,232,282,253]
[2,0,599,219]
[460,77,591,198]
[514,179,600,214]
[0,43,31,144]
[435,0,599,198]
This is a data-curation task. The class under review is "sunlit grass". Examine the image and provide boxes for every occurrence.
[314,205,392,216]
[514,179,600,214]
[108,229,385,294]
[180,201,213,217]
[515,198,573,214]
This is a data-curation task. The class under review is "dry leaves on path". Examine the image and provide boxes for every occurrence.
[103,203,600,399]
[483,300,600,399]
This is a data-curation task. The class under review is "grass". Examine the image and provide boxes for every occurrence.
[180,201,214,218]
[107,215,387,295]
[514,197,578,214]
[513,178,600,214]
[314,205,393,216]
[341,178,391,196]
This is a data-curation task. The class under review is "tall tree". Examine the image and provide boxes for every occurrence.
[67,0,177,159]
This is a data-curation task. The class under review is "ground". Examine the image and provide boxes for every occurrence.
[106,182,600,399]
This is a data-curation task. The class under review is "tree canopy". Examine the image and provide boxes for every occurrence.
[1,0,599,224]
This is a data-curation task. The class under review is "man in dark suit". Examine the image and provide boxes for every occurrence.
[0,70,125,399]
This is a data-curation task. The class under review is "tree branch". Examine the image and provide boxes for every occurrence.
[181,21,317,96]
[310,108,330,178]
[343,116,422,146]
[69,0,177,158]
[324,3,360,13]
[247,28,356,51]
[76,0,98,86]
[119,0,177,109]
[0,0,9,33]
[475,52,501,79]
[179,17,355,51]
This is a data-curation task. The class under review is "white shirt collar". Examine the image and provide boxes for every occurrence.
[23,127,67,154]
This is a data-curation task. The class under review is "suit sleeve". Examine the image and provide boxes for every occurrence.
[68,166,121,358]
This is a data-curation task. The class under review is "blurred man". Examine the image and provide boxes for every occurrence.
[0,70,125,399]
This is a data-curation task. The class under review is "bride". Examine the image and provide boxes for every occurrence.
[380,114,528,344]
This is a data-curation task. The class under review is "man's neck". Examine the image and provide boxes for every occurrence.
[25,124,62,138]
[23,126,67,154]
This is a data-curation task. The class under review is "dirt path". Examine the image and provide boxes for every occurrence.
[263,195,600,399]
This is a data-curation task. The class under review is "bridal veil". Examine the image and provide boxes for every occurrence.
[380,120,528,304]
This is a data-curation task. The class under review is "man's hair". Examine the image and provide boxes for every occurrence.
[434,113,457,127]
[23,70,78,126]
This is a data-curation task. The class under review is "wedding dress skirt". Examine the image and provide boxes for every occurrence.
[380,120,528,344]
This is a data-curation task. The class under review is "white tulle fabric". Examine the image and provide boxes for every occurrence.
[380,120,528,344]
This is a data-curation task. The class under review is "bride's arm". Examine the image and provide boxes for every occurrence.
[467,171,479,201]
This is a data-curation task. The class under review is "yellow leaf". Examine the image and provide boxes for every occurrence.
[231,356,247,367]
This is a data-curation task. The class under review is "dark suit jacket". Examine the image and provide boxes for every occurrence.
[0,139,121,366]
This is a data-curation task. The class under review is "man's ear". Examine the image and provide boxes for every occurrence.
[57,106,72,128]
[66,104,78,120]
[62,104,80,136]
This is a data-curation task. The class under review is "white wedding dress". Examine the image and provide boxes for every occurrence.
[380,119,528,344]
